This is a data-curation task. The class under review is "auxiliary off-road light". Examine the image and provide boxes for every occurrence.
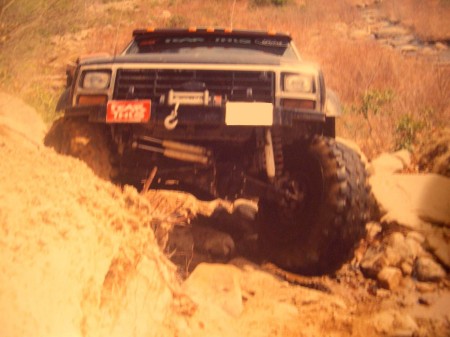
[82,71,111,89]
[283,73,314,93]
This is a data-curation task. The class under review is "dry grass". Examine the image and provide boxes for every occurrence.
[0,0,448,156]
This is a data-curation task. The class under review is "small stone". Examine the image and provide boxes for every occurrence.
[378,266,403,290]
[414,257,446,282]
[415,282,437,293]
[400,44,419,53]
[360,246,385,278]
[365,222,382,241]
[406,231,425,244]
[421,47,437,55]
[383,245,404,267]
[385,232,415,266]
[405,237,425,259]
[376,288,391,298]
[395,34,416,45]
[400,277,415,291]
[400,261,413,276]
[435,42,448,51]
[375,26,410,39]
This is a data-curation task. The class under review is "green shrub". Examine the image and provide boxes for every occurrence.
[359,89,394,120]
[394,114,424,151]
[350,89,395,135]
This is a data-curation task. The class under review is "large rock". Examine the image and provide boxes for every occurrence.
[370,173,450,228]
[369,171,450,269]
[414,256,447,282]
[369,150,411,175]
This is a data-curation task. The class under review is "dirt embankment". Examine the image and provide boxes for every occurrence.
[0,94,449,337]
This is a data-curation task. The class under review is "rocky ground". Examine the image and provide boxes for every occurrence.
[0,90,449,337]
[349,3,450,64]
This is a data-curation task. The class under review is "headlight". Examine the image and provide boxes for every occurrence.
[283,74,314,93]
[82,71,111,89]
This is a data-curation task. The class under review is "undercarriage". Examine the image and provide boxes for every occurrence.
[44,116,370,275]
[111,124,310,204]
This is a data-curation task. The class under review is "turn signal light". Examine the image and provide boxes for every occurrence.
[281,99,315,110]
[77,95,108,106]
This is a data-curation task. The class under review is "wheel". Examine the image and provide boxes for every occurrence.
[257,136,370,275]
[44,117,114,181]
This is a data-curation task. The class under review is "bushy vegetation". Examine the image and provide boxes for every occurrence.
[0,0,448,156]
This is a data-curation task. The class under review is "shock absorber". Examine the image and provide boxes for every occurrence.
[264,128,284,181]
[272,127,284,179]
[264,128,275,180]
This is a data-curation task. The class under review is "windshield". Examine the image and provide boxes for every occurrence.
[124,35,299,62]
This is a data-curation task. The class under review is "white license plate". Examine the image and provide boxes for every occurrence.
[225,102,273,126]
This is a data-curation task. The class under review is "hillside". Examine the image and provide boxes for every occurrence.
[0,1,449,336]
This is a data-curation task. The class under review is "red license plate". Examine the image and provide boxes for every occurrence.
[106,100,151,123]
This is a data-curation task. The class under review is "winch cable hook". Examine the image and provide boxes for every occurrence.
[164,103,179,130]
[164,103,180,130]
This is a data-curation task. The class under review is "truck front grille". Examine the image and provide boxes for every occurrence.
[113,69,275,103]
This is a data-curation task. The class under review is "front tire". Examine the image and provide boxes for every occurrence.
[257,136,370,275]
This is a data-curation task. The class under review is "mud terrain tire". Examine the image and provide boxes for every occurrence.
[258,136,369,275]
[44,117,113,181]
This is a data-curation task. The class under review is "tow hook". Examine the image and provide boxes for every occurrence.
[164,103,179,130]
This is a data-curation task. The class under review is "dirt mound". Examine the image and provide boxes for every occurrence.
[0,93,182,337]
[0,92,46,147]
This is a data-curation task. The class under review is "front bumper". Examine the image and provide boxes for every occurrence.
[65,103,325,127]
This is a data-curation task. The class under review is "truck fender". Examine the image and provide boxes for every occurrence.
[55,88,71,112]
[325,89,342,117]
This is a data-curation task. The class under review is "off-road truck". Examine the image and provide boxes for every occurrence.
[46,28,370,275]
